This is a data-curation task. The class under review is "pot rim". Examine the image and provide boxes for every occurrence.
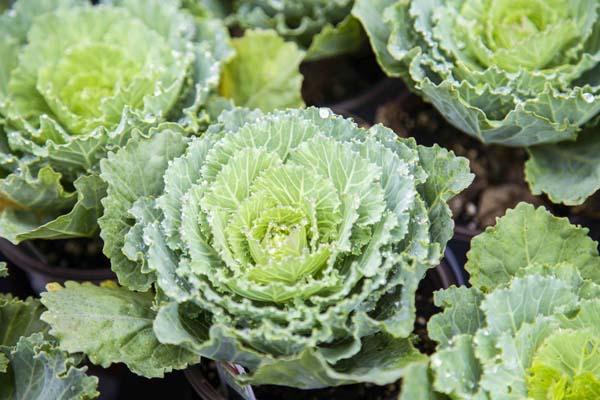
[0,238,115,281]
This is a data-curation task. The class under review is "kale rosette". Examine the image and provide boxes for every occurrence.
[401,204,600,399]
[41,108,472,387]
[0,0,230,242]
[353,0,600,205]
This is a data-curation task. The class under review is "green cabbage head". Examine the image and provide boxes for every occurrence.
[354,0,600,206]
[354,0,600,146]
[232,0,365,60]
[40,108,473,388]
[414,203,600,399]
[0,0,231,243]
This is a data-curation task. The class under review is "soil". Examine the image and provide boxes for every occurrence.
[31,236,109,270]
[302,53,385,108]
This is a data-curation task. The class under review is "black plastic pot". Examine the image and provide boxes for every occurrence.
[0,238,115,294]
[184,249,468,400]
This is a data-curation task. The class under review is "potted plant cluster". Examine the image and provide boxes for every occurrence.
[0,0,598,399]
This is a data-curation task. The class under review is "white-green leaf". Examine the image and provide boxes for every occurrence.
[41,282,198,378]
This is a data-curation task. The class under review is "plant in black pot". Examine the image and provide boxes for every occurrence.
[39,107,473,397]
[0,0,306,293]
[403,203,600,399]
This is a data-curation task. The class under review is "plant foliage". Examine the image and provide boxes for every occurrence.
[413,203,600,399]
[232,0,364,60]
[41,108,472,388]
[0,0,306,244]
[0,275,98,400]
[353,0,600,204]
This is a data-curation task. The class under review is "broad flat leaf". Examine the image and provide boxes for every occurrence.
[527,330,600,399]
[398,361,445,400]
[0,333,98,400]
[431,335,483,398]
[0,294,47,347]
[466,203,600,291]
[244,333,426,388]
[6,174,106,242]
[352,0,404,76]
[481,275,578,336]
[416,143,474,249]
[219,29,304,111]
[306,16,365,61]
[0,293,97,399]
[40,282,198,378]
[526,130,600,206]
[0,166,76,241]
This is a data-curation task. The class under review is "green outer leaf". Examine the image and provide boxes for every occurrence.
[306,15,365,61]
[416,143,474,251]
[0,165,75,213]
[466,203,600,291]
[99,126,189,291]
[40,282,198,378]
[0,294,47,347]
[0,262,6,278]
[351,0,404,76]
[527,330,600,399]
[244,334,426,388]
[526,129,600,205]
[398,360,446,400]
[154,302,426,388]
[0,333,98,400]
[428,286,485,348]
[0,293,97,399]
[431,334,483,399]
[3,174,106,243]
[233,0,356,59]
[218,29,304,111]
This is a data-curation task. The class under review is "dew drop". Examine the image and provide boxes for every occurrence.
[318,108,330,119]
[583,93,595,104]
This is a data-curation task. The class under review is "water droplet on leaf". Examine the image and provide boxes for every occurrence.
[583,93,595,104]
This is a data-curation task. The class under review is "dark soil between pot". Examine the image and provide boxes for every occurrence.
[302,53,385,107]
[0,237,114,293]
[301,53,405,123]
[185,259,465,400]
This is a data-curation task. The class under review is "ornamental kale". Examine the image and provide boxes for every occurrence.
[231,0,365,60]
[353,0,600,205]
[40,108,472,388]
[410,203,600,399]
[0,0,230,244]
[0,0,305,245]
